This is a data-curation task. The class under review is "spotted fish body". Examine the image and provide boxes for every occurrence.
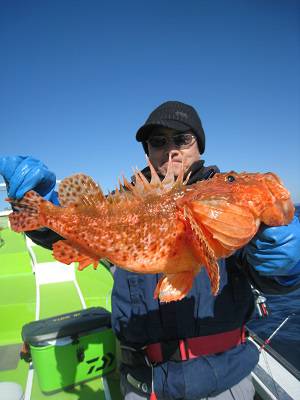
[8,161,294,302]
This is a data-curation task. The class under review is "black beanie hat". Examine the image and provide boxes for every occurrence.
[136,101,205,154]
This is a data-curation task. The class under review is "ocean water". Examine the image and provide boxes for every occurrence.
[248,205,300,371]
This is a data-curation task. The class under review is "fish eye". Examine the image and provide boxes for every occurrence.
[226,175,235,182]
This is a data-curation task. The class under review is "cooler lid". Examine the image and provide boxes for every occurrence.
[22,307,112,345]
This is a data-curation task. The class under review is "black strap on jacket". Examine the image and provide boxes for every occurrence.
[243,260,300,295]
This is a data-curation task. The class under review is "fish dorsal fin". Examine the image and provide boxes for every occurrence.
[161,154,175,189]
[125,157,187,198]
[147,156,163,189]
[133,166,152,196]
[58,173,105,207]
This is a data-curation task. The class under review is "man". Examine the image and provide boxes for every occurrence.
[1,101,300,399]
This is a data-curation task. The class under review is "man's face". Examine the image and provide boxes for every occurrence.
[146,127,201,177]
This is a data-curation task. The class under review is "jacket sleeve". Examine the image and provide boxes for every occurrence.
[25,228,64,250]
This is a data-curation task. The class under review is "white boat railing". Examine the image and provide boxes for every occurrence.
[249,329,300,400]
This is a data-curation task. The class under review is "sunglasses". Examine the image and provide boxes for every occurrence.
[147,132,196,149]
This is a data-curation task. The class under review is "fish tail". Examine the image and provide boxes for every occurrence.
[7,191,45,232]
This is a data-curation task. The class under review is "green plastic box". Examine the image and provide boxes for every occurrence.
[22,307,116,393]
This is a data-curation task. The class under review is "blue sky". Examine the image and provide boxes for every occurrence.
[1,0,299,209]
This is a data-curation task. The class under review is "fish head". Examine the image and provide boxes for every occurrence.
[252,172,295,225]
[179,171,295,257]
[189,171,294,225]
[225,171,294,225]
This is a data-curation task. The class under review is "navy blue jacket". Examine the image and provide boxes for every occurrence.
[113,257,259,399]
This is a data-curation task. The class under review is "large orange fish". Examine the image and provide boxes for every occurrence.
[8,160,294,302]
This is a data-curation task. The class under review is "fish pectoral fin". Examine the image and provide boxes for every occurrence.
[154,272,195,303]
[52,240,99,270]
[189,199,258,251]
[184,206,220,295]
[204,261,220,296]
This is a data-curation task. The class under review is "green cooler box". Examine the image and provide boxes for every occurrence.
[22,307,116,393]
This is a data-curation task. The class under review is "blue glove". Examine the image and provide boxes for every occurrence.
[245,216,300,276]
[0,155,59,204]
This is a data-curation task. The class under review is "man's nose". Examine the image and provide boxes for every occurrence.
[167,149,181,158]
[163,140,181,152]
